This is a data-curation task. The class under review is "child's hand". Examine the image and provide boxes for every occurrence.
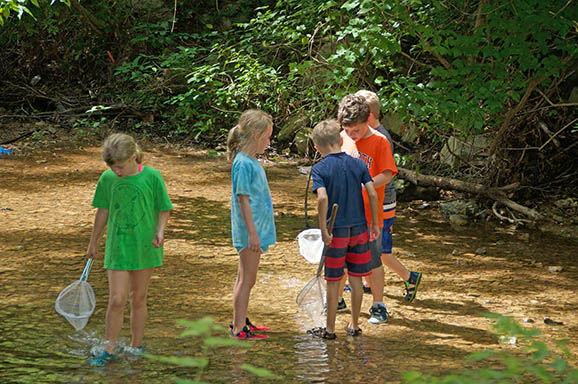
[321,229,333,245]
[369,222,380,242]
[153,232,165,248]
[248,231,261,253]
[86,245,97,259]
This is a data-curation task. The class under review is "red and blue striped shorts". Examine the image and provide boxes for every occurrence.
[324,225,372,281]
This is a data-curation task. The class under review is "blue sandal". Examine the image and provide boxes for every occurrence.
[87,351,117,367]
[404,271,422,303]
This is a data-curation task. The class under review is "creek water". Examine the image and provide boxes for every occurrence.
[1,148,577,383]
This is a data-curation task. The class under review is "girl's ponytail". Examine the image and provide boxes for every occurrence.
[227,125,241,161]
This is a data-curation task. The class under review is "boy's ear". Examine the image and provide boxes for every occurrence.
[339,136,343,146]
[314,144,321,153]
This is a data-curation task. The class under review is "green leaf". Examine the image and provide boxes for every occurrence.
[145,354,208,368]
[177,317,215,337]
[174,378,208,384]
[467,349,494,362]
[203,337,250,348]
[402,371,423,382]
[240,363,279,378]
[341,0,359,11]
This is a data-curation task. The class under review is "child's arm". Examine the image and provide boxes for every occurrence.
[153,210,171,248]
[238,194,261,253]
[316,187,332,245]
[86,208,109,259]
[364,181,380,242]
[371,169,393,189]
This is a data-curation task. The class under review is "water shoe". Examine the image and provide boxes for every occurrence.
[404,271,422,303]
[228,317,269,333]
[307,327,336,340]
[368,304,388,324]
[230,325,268,340]
[87,351,117,367]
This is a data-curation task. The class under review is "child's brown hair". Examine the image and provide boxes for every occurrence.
[337,94,370,126]
[310,119,341,148]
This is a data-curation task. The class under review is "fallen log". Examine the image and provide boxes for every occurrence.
[397,167,544,221]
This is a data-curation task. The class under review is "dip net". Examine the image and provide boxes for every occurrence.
[55,259,96,331]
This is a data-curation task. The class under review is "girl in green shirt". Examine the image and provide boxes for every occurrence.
[86,133,173,366]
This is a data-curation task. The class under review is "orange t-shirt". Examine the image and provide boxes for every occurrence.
[341,129,397,226]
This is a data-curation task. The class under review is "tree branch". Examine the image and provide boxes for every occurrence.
[488,77,545,158]
[422,40,454,71]
[397,167,544,221]
[70,0,104,35]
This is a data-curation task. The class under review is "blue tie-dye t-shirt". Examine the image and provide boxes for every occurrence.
[230,152,276,250]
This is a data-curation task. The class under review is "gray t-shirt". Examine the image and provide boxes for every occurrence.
[375,125,396,204]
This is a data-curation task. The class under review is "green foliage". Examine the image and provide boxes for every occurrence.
[403,313,578,384]
[71,117,107,140]
[145,316,281,382]
[2,0,576,151]
[135,0,575,145]
[0,0,69,25]
[0,0,77,29]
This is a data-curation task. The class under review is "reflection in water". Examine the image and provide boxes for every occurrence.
[294,335,331,382]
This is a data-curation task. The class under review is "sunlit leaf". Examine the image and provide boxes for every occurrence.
[240,363,280,378]
[174,378,207,384]
[203,337,250,348]
[145,354,208,368]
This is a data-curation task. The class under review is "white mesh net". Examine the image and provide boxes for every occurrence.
[296,275,326,322]
[297,229,324,264]
[55,280,95,331]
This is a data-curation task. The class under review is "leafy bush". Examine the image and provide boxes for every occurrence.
[112,0,576,149]
[145,316,281,383]
[403,313,578,384]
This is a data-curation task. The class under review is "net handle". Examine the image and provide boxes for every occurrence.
[315,203,338,277]
[80,258,93,282]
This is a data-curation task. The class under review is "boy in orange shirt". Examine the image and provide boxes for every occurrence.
[337,94,397,324]
[356,90,422,305]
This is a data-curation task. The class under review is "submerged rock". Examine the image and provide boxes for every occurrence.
[449,214,469,226]
[440,200,480,218]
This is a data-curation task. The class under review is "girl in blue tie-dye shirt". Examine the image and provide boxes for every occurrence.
[227,109,276,339]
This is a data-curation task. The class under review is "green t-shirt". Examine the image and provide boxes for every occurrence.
[91,166,173,270]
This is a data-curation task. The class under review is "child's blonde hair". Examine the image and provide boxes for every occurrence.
[355,89,380,119]
[102,133,143,166]
[227,109,273,160]
[310,119,341,148]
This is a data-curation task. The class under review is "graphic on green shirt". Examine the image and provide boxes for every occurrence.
[113,183,146,230]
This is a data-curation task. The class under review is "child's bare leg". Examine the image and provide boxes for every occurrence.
[348,275,363,330]
[232,247,261,334]
[363,276,371,288]
[338,272,347,296]
[326,280,340,334]
[381,253,410,281]
[129,268,153,347]
[369,265,385,303]
[105,270,130,353]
